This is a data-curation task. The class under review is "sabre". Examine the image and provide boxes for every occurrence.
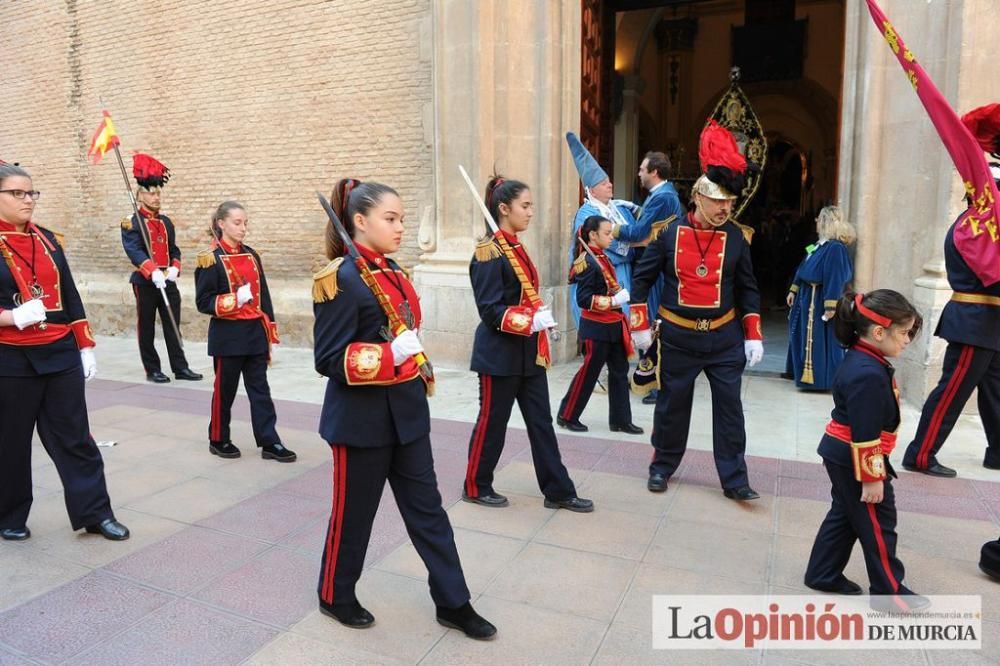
[456,165,561,341]
[315,192,435,391]
[575,236,622,294]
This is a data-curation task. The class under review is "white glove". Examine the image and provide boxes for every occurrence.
[631,328,652,352]
[11,299,47,330]
[151,269,167,289]
[165,266,179,282]
[744,340,764,367]
[530,307,558,333]
[236,283,254,306]
[80,347,97,381]
[611,289,631,307]
[391,329,424,365]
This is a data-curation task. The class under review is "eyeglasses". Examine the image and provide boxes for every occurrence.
[0,189,41,202]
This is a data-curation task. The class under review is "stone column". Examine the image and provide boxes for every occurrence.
[414,0,582,367]
[613,74,643,199]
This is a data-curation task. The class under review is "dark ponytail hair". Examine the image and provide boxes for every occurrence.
[833,289,923,347]
[210,200,246,240]
[481,173,529,237]
[576,215,610,256]
[325,178,398,259]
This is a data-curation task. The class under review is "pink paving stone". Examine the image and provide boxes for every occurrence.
[280,516,331,554]
[0,572,172,664]
[0,649,31,666]
[516,446,603,472]
[431,418,475,437]
[892,489,993,521]
[273,463,334,500]
[192,547,320,628]
[104,526,272,595]
[592,451,649,478]
[778,475,836,503]
[778,458,828,482]
[556,433,615,455]
[72,599,278,666]
[896,472,980,498]
[973,479,1000,504]
[197,490,330,543]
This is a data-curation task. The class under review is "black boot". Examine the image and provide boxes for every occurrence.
[436,602,497,640]
[319,600,375,628]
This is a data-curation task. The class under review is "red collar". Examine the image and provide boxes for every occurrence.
[588,244,606,257]
[0,218,23,232]
[355,241,388,268]
[687,212,713,231]
[139,206,159,220]
[219,238,242,254]
[497,229,519,245]
[852,339,890,366]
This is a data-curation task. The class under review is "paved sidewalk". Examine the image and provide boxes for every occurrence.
[0,335,996,665]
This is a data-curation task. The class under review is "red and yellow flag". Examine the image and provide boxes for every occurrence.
[87,110,120,164]
[866,0,1000,286]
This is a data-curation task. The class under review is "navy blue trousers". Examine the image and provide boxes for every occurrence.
[209,354,279,447]
[558,338,632,427]
[317,436,470,610]
[0,366,114,530]
[132,281,188,374]
[649,339,749,488]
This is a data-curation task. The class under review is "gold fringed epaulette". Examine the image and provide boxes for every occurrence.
[647,214,678,243]
[312,257,345,303]
[33,224,64,247]
[196,249,217,269]
[570,252,589,278]
[120,216,133,231]
[735,221,755,245]
[474,237,502,262]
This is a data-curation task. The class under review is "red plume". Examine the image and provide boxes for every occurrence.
[132,152,171,188]
[698,120,747,174]
[961,104,1000,155]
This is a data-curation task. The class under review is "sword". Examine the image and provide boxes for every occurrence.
[575,236,622,294]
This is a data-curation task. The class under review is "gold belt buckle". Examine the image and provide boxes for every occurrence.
[694,318,712,332]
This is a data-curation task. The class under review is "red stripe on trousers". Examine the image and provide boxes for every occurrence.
[916,345,973,468]
[865,502,900,595]
[210,357,223,442]
[465,375,492,497]
[560,339,594,421]
[321,445,347,604]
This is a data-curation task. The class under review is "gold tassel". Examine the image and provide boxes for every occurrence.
[196,250,217,269]
[801,284,817,384]
[120,216,133,231]
[648,214,678,243]
[736,221,755,245]
[474,238,502,262]
[312,257,344,303]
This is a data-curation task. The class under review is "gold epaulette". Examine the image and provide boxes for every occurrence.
[474,237,502,262]
[34,225,65,247]
[570,253,589,277]
[312,257,345,303]
[735,221,755,245]
[120,216,133,231]
[647,214,678,243]
[196,249,217,269]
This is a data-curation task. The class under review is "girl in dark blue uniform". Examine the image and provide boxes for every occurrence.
[463,175,593,513]
[557,215,641,435]
[804,289,929,611]
[0,161,128,542]
[313,179,494,639]
[194,201,294,462]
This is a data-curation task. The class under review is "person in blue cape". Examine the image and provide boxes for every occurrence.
[566,132,646,327]
[785,206,856,390]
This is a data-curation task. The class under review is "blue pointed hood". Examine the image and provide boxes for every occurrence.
[566,131,608,189]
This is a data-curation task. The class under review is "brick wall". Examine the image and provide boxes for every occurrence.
[1,0,433,344]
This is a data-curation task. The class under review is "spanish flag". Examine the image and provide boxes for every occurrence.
[866,0,1000,286]
[87,110,120,164]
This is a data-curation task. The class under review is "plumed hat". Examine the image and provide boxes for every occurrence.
[132,153,171,190]
[692,121,748,200]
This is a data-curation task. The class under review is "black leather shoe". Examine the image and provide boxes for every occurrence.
[436,602,497,640]
[85,519,130,541]
[983,458,1000,470]
[320,601,375,629]
[647,473,668,492]
[806,578,864,596]
[1,527,30,541]
[262,443,297,462]
[461,491,509,507]
[210,441,242,458]
[146,371,170,383]
[642,393,658,405]
[610,423,644,435]
[723,486,761,501]
[870,594,931,613]
[556,417,588,432]
[543,496,594,513]
[174,368,203,381]
[902,462,957,478]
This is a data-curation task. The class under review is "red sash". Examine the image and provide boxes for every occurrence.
[825,420,898,456]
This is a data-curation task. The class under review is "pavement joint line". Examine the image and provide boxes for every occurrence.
[971,480,1000,525]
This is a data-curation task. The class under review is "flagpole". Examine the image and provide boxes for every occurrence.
[111,144,184,349]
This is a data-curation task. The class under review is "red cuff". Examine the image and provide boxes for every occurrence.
[269,322,280,344]
[500,306,534,336]
[138,259,156,279]
[629,303,650,331]
[171,258,182,274]
[852,440,887,482]
[742,313,763,341]
[590,295,613,312]
[214,293,239,316]
[344,342,395,385]
[71,320,96,349]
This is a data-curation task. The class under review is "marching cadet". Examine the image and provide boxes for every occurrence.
[804,289,929,612]
[120,153,202,383]
[313,178,495,639]
[628,121,763,500]
[557,215,642,435]
[463,174,593,512]
[901,104,1000,477]
[0,160,129,541]
[194,201,294,462]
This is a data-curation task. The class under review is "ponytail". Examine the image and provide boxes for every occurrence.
[833,289,923,347]
[324,178,397,259]
[210,200,245,241]
[481,173,529,238]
